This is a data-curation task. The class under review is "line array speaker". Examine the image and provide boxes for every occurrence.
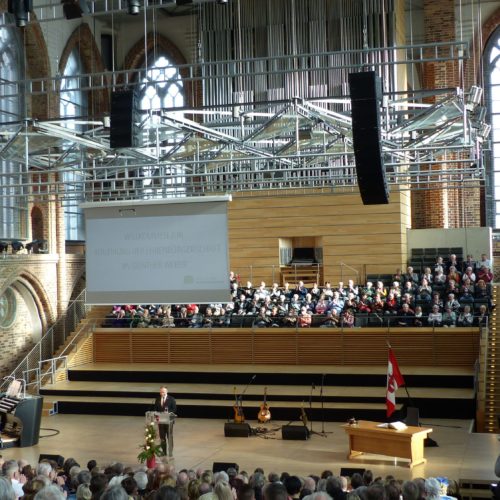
[348,71,389,205]
[224,422,250,437]
[110,89,139,148]
[281,425,310,440]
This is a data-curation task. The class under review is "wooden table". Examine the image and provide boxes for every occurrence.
[342,420,433,468]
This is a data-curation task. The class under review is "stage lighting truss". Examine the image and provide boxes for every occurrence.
[0,43,489,203]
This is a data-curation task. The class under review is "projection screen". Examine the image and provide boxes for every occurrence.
[82,196,231,304]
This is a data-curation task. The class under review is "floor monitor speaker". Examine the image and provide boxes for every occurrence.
[340,467,366,478]
[224,422,250,437]
[281,425,310,440]
[38,454,65,468]
[212,462,239,473]
[348,71,389,205]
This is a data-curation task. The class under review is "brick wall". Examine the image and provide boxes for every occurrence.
[0,288,36,379]
[0,254,85,381]
[412,0,481,229]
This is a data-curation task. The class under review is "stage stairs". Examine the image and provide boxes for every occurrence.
[39,363,476,423]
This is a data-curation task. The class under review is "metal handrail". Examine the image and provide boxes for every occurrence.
[38,356,68,386]
[0,289,90,394]
[339,262,360,283]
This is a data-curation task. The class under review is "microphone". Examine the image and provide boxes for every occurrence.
[251,375,256,381]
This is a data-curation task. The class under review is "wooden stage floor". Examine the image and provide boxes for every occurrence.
[1,414,498,482]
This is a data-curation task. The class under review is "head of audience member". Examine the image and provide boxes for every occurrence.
[364,483,385,500]
[0,476,15,500]
[362,472,373,487]
[384,482,400,500]
[76,484,92,500]
[401,481,418,500]
[284,476,302,499]
[350,474,364,490]
[423,479,440,500]
[303,477,317,493]
[264,482,288,500]
[239,484,256,500]
[213,481,233,500]
[155,485,181,500]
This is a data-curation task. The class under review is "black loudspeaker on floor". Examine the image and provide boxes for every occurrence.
[281,425,310,440]
[224,422,251,437]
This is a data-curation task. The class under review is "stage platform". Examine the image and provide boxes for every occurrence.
[39,363,476,421]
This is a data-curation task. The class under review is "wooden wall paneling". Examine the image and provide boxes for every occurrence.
[385,331,435,366]
[253,329,298,364]
[90,328,479,368]
[130,331,170,363]
[93,331,132,363]
[296,330,343,364]
[432,330,480,366]
[341,331,389,364]
[168,330,212,363]
[228,191,410,286]
[211,330,254,363]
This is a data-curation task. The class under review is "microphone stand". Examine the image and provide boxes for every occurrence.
[308,381,328,437]
[309,382,315,434]
[319,374,332,436]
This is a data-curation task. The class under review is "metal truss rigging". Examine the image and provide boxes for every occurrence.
[0,43,488,203]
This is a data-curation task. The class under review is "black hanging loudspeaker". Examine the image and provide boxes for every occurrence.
[110,89,139,149]
[348,71,389,205]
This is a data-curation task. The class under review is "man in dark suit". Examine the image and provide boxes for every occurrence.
[153,386,177,456]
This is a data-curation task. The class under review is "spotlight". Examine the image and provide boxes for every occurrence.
[216,0,228,3]
[8,0,32,27]
[127,0,140,15]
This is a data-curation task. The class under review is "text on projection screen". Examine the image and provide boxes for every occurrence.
[85,205,229,304]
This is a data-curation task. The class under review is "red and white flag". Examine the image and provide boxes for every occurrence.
[386,348,405,417]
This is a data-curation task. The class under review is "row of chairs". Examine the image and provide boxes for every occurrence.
[0,239,47,254]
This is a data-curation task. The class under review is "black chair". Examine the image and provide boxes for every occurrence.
[0,241,8,253]
[11,240,24,253]
[230,315,244,327]
[354,313,369,327]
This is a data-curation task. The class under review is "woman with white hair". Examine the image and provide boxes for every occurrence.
[424,478,441,500]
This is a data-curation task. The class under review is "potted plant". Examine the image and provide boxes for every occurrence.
[137,422,163,468]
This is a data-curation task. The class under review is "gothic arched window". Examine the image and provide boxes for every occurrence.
[0,26,26,239]
[138,55,186,197]
[60,48,88,240]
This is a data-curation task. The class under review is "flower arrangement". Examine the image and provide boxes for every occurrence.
[137,422,163,463]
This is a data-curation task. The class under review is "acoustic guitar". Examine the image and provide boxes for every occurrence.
[257,386,271,423]
[300,402,308,427]
[233,386,245,423]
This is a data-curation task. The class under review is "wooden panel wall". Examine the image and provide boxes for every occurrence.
[228,189,411,285]
[92,327,479,367]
